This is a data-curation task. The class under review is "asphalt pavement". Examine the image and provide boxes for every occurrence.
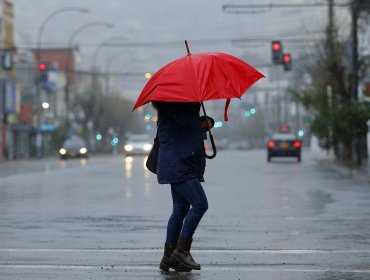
[1,150,370,279]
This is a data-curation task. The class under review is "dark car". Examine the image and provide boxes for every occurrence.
[267,133,302,162]
[59,138,88,160]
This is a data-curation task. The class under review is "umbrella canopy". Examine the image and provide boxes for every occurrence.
[133,52,264,120]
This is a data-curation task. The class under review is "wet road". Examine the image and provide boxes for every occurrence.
[1,150,370,279]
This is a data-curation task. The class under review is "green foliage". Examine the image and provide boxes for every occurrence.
[332,102,370,146]
[291,31,369,163]
[75,90,144,137]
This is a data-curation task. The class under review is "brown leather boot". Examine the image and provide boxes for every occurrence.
[170,236,201,270]
[159,243,191,272]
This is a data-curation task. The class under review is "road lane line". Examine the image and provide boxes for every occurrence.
[1,248,370,254]
[1,264,370,273]
[285,216,370,221]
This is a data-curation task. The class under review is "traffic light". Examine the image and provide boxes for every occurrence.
[38,62,48,82]
[111,137,119,146]
[214,121,223,128]
[282,54,292,71]
[271,41,283,65]
[95,133,102,141]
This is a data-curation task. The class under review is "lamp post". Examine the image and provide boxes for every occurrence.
[65,21,114,131]
[35,7,89,158]
[105,50,133,96]
[68,22,114,50]
[91,36,127,90]
[37,7,89,64]
[92,36,128,69]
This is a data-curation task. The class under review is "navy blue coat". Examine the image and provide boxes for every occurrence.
[155,102,206,184]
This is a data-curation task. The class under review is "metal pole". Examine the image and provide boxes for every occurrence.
[35,7,89,157]
[92,36,127,69]
[350,0,366,164]
[351,0,359,101]
[65,22,113,130]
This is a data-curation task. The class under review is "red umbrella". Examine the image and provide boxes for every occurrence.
[133,41,265,158]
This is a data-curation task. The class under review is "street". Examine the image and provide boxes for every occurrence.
[1,150,370,279]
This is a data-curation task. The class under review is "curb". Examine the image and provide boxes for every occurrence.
[318,159,370,184]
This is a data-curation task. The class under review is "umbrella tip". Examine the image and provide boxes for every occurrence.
[184,40,191,55]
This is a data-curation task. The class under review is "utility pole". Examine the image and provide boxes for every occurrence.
[327,0,335,51]
[326,0,336,158]
[351,0,359,101]
[350,0,368,164]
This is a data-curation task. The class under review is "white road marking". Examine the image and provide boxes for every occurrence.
[0,264,370,273]
[1,248,370,254]
[285,216,370,221]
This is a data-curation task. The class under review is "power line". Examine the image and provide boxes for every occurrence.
[222,2,349,12]
[16,30,327,50]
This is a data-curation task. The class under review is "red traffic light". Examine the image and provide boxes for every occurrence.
[272,42,281,51]
[38,63,47,71]
[283,54,291,63]
[271,41,283,65]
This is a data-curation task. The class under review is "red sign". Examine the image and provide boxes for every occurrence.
[278,124,291,133]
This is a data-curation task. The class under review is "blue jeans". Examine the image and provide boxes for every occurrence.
[166,178,208,244]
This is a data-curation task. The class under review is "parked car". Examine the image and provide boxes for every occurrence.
[123,134,152,156]
[59,138,88,160]
[266,133,302,162]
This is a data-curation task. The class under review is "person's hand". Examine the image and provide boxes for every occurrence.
[199,116,214,129]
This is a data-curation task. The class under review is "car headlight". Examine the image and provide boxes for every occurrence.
[143,144,153,151]
[59,148,67,155]
[124,145,133,152]
[79,147,87,154]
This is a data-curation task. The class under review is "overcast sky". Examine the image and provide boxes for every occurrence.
[12,0,354,99]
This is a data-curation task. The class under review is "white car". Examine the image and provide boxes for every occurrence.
[123,134,153,156]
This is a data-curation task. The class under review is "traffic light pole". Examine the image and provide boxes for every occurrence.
[35,54,42,158]
[351,0,359,101]
[65,66,71,131]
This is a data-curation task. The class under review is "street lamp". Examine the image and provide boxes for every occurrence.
[92,36,128,69]
[65,21,114,130]
[42,102,50,109]
[68,22,114,49]
[105,50,133,96]
[37,7,89,62]
[35,7,89,158]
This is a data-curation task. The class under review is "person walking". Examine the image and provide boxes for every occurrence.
[152,101,214,272]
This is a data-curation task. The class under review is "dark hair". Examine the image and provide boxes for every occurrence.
[152,101,201,112]
[151,102,159,111]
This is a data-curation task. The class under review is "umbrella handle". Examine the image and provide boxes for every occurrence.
[201,102,217,159]
[206,133,217,159]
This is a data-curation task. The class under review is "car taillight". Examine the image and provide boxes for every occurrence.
[267,141,276,148]
[294,141,301,148]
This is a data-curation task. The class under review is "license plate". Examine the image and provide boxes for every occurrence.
[280,142,289,148]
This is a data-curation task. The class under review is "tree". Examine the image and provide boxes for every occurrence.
[74,89,144,152]
[290,16,370,164]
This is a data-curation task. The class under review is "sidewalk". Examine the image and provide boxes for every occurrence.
[318,157,370,184]
[310,136,370,184]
